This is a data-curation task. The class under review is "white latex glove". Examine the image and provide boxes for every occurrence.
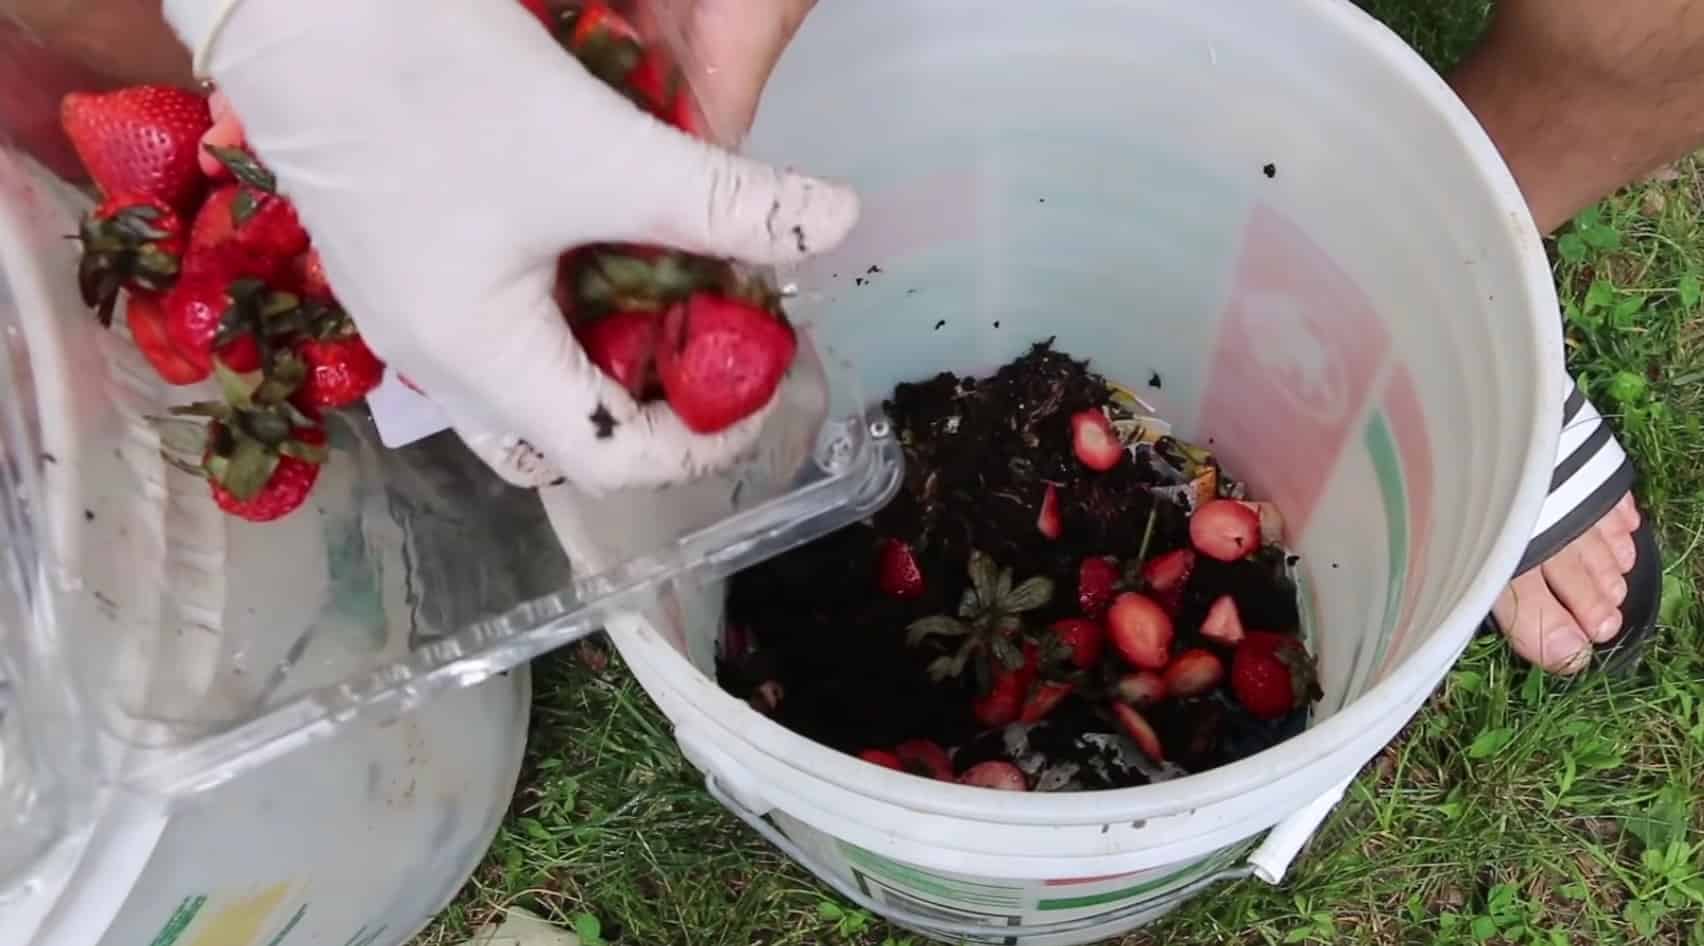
[161,0,858,493]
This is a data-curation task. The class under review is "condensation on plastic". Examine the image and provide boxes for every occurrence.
[0,0,901,897]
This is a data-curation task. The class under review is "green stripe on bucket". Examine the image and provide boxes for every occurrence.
[838,843,1025,908]
[1036,844,1245,911]
[1363,413,1408,682]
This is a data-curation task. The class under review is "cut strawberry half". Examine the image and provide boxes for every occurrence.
[1069,409,1123,471]
[1111,703,1165,762]
[957,761,1028,791]
[1163,649,1225,698]
[1077,556,1118,619]
[1199,595,1246,646]
[656,292,796,434]
[973,661,1033,729]
[1048,617,1105,670]
[1190,499,1262,562]
[1107,592,1174,671]
[1140,548,1195,613]
[858,749,903,771]
[1115,671,1167,707]
[875,538,925,600]
[1019,681,1073,724]
[1036,482,1063,539]
[576,309,660,397]
[893,739,954,781]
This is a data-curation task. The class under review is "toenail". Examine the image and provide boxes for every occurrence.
[1608,576,1627,602]
[1596,614,1621,639]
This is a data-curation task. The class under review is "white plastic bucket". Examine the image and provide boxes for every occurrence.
[607,1,1564,943]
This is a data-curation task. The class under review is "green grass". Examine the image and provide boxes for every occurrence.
[413,4,1704,944]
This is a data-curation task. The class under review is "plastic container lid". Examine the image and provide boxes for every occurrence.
[0,145,901,897]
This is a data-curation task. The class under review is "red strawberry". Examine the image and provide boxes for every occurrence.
[957,761,1028,791]
[76,195,187,325]
[206,424,326,523]
[858,749,903,771]
[1111,703,1165,762]
[1163,649,1225,698]
[163,266,269,374]
[1069,409,1123,471]
[287,249,333,301]
[190,184,309,264]
[656,293,797,433]
[875,539,924,599]
[1049,618,1104,670]
[1036,483,1063,540]
[571,1,640,47]
[1115,671,1167,707]
[576,310,660,397]
[626,47,675,113]
[295,334,385,409]
[60,86,211,212]
[1106,592,1174,670]
[1019,681,1073,724]
[972,663,1032,729]
[893,740,954,781]
[1200,595,1246,646]
[1190,499,1262,562]
[1230,631,1319,721]
[1141,548,1196,613]
[125,292,206,385]
[1077,556,1118,618]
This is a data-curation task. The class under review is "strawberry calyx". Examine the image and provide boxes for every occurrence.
[906,549,1055,695]
[77,198,183,325]
[170,359,326,502]
[204,144,277,195]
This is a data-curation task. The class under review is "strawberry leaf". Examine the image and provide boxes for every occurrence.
[991,634,1025,671]
[207,146,277,193]
[968,550,999,608]
[277,438,329,465]
[906,616,971,646]
[217,437,280,501]
[230,188,260,226]
[956,587,981,619]
[993,566,1013,606]
[1001,576,1055,613]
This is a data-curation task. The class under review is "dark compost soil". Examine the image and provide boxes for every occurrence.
[718,340,1310,790]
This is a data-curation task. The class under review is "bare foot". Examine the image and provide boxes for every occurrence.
[1491,493,1641,673]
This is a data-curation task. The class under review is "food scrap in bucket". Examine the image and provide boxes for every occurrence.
[719,341,1319,791]
[55,0,795,521]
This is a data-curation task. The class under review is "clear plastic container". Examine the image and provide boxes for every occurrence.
[0,0,901,898]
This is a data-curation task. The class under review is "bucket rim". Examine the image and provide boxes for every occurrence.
[638,0,1564,826]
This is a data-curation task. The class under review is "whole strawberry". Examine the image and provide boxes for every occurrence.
[124,291,206,385]
[76,195,186,325]
[657,292,797,433]
[174,360,329,523]
[61,86,211,212]
[208,423,326,523]
[1229,631,1320,721]
[163,257,291,375]
[294,331,385,409]
[190,183,309,265]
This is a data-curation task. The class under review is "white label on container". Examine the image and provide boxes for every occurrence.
[366,372,450,448]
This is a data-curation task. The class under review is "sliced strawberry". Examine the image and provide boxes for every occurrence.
[875,539,924,600]
[1106,592,1174,671]
[576,310,660,397]
[1199,595,1246,646]
[1077,556,1119,619]
[1049,618,1105,670]
[858,749,903,771]
[1036,482,1062,540]
[125,291,207,385]
[1189,499,1262,562]
[957,761,1028,791]
[1140,548,1196,612]
[972,665,1031,729]
[1115,671,1167,707]
[1111,703,1164,762]
[656,292,796,434]
[1163,649,1225,698]
[894,739,954,781]
[1019,681,1072,724]
[1069,409,1123,471]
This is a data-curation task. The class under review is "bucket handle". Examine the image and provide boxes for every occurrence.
[703,774,1252,941]
[1246,775,1353,884]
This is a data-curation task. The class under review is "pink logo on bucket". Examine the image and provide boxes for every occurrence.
[1199,205,1391,537]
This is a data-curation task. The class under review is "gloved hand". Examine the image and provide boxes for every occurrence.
[161,0,858,493]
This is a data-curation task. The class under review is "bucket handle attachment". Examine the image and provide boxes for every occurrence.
[703,774,1252,941]
[1245,775,1353,885]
